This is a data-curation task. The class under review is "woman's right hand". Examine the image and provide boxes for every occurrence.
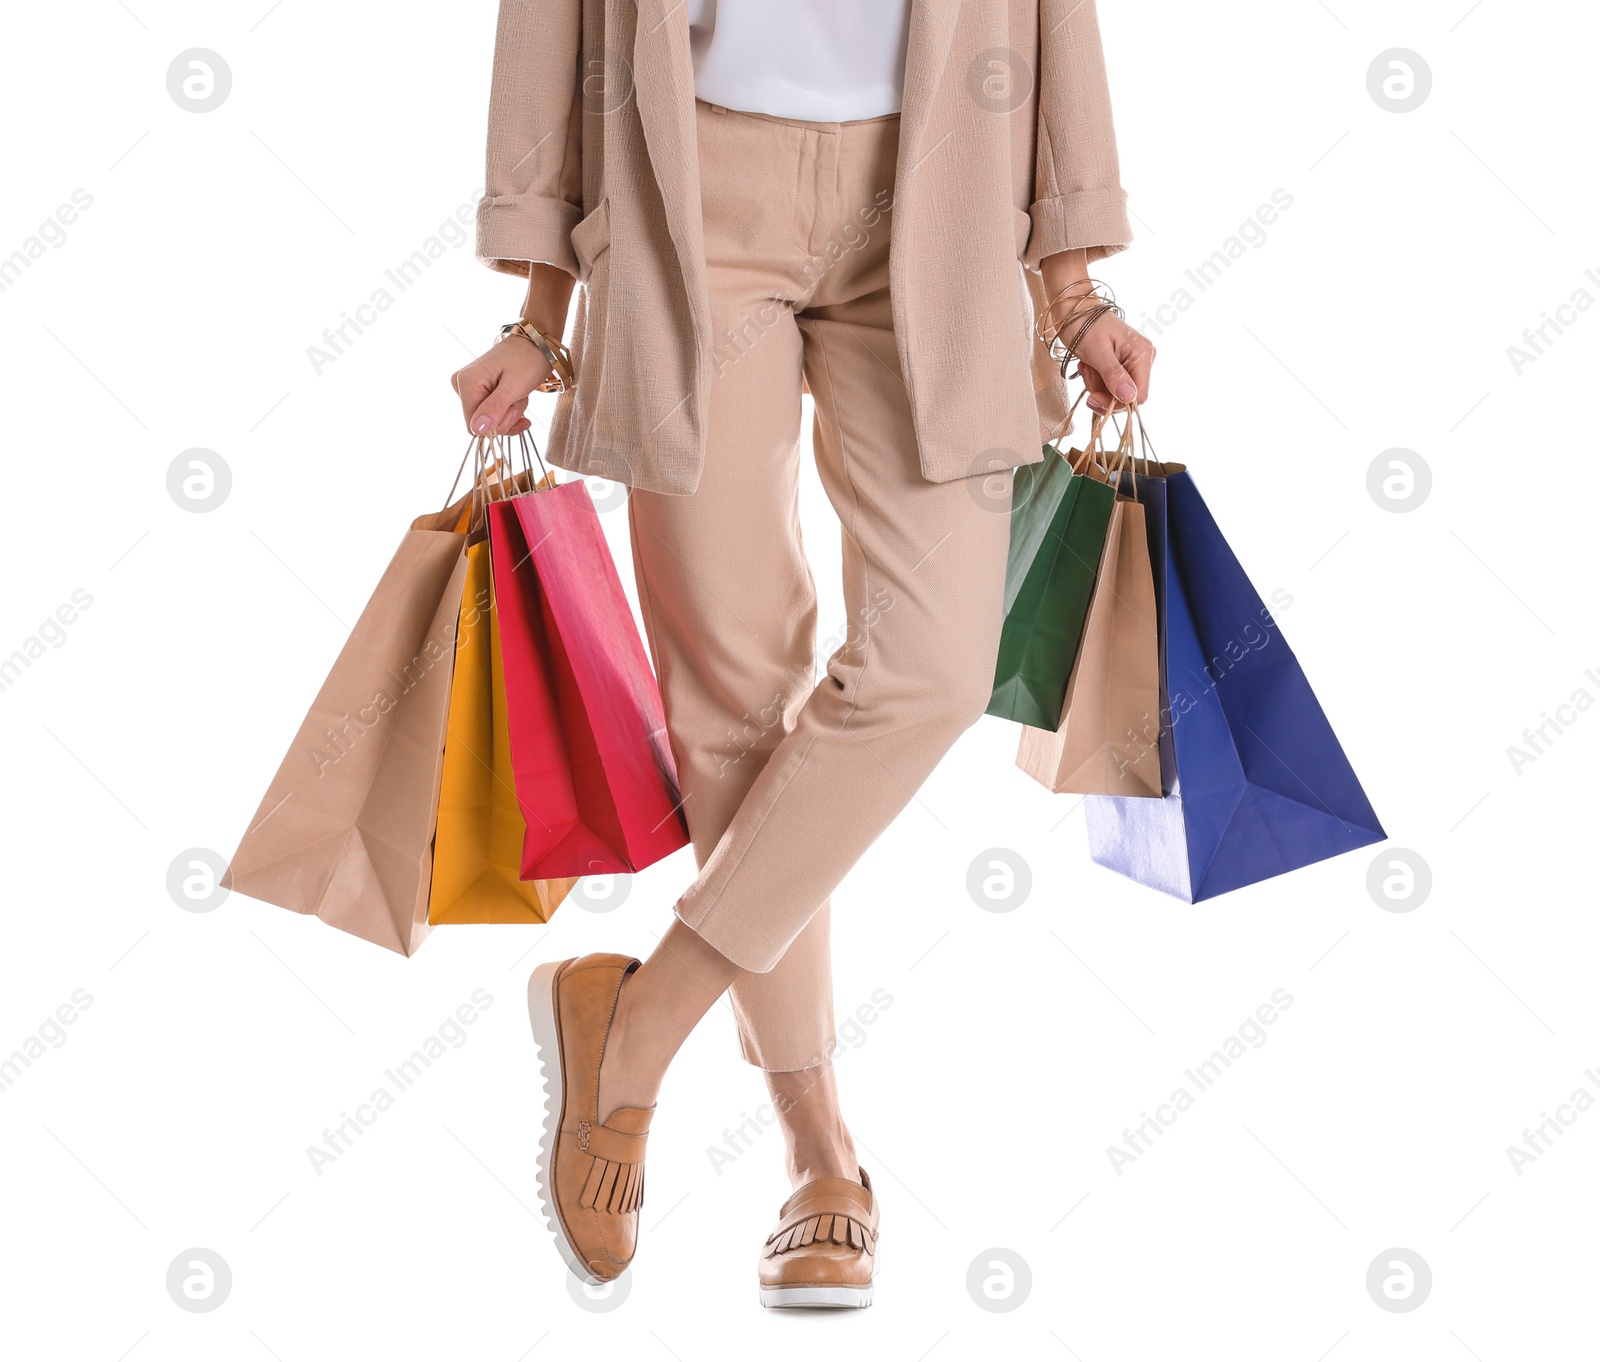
[450,336,552,437]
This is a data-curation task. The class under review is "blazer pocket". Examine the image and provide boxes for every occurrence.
[570,197,612,282]
[1013,206,1033,261]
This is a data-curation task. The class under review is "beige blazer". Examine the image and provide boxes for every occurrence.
[476,0,1132,495]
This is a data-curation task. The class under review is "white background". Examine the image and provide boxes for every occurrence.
[1,1,1595,1358]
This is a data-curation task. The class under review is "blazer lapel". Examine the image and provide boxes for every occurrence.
[630,0,711,399]
[631,0,704,281]
[895,0,960,193]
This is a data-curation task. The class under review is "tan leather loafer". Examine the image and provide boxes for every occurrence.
[758,1167,879,1308]
[527,954,653,1284]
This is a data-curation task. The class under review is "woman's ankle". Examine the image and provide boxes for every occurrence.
[596,972,664,1116]
[787,1136,860,1189]
[765,1063,860,1187]
[595,921,743,1119]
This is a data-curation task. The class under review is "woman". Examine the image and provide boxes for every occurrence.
[451,0,1154,1309]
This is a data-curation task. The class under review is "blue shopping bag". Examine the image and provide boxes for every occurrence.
[1084,464,1385,900]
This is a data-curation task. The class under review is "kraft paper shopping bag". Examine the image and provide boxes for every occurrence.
[224,510,469,956]
[1017,489,1161,796]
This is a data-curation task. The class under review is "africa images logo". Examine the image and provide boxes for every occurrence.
[306,990,492,1174]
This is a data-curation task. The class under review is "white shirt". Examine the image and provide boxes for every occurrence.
[687,0,912,123]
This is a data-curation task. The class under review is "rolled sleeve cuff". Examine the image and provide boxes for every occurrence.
[1024,188,1134,268]
[476,192,582,279]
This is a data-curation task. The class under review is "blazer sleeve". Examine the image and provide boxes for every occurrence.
[476,0,585,279]
[1026,0,1134,267]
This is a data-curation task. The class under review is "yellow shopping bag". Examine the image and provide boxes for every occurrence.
[428,538,578,924]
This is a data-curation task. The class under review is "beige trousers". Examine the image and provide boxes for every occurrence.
[627,99,1013,1071]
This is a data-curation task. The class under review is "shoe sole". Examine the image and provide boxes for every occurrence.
[527,961,609,1287]
[760,1283,875,1309]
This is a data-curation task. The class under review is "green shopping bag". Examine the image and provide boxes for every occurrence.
[986,415,1120,730]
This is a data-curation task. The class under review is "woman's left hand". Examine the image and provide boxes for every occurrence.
[1038,249,1156,415]
[1071,310,1156,416]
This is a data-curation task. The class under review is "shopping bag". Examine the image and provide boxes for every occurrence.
[987,419,1118,730]
[428,534,579,924]
[223,502,470,956]
[1084,450,1385,900]
[488,477,689,878]
[1016,483,1161,796]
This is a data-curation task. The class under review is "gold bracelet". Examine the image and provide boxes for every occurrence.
[1062,303,1119,361]
[499,320,574,393]
[1037,277,1117,349]
[1037,283,1096,349]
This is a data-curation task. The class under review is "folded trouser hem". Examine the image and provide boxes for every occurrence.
[736,1028,840,1073]
[684,899,838,1067]
[674,894,782,974]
